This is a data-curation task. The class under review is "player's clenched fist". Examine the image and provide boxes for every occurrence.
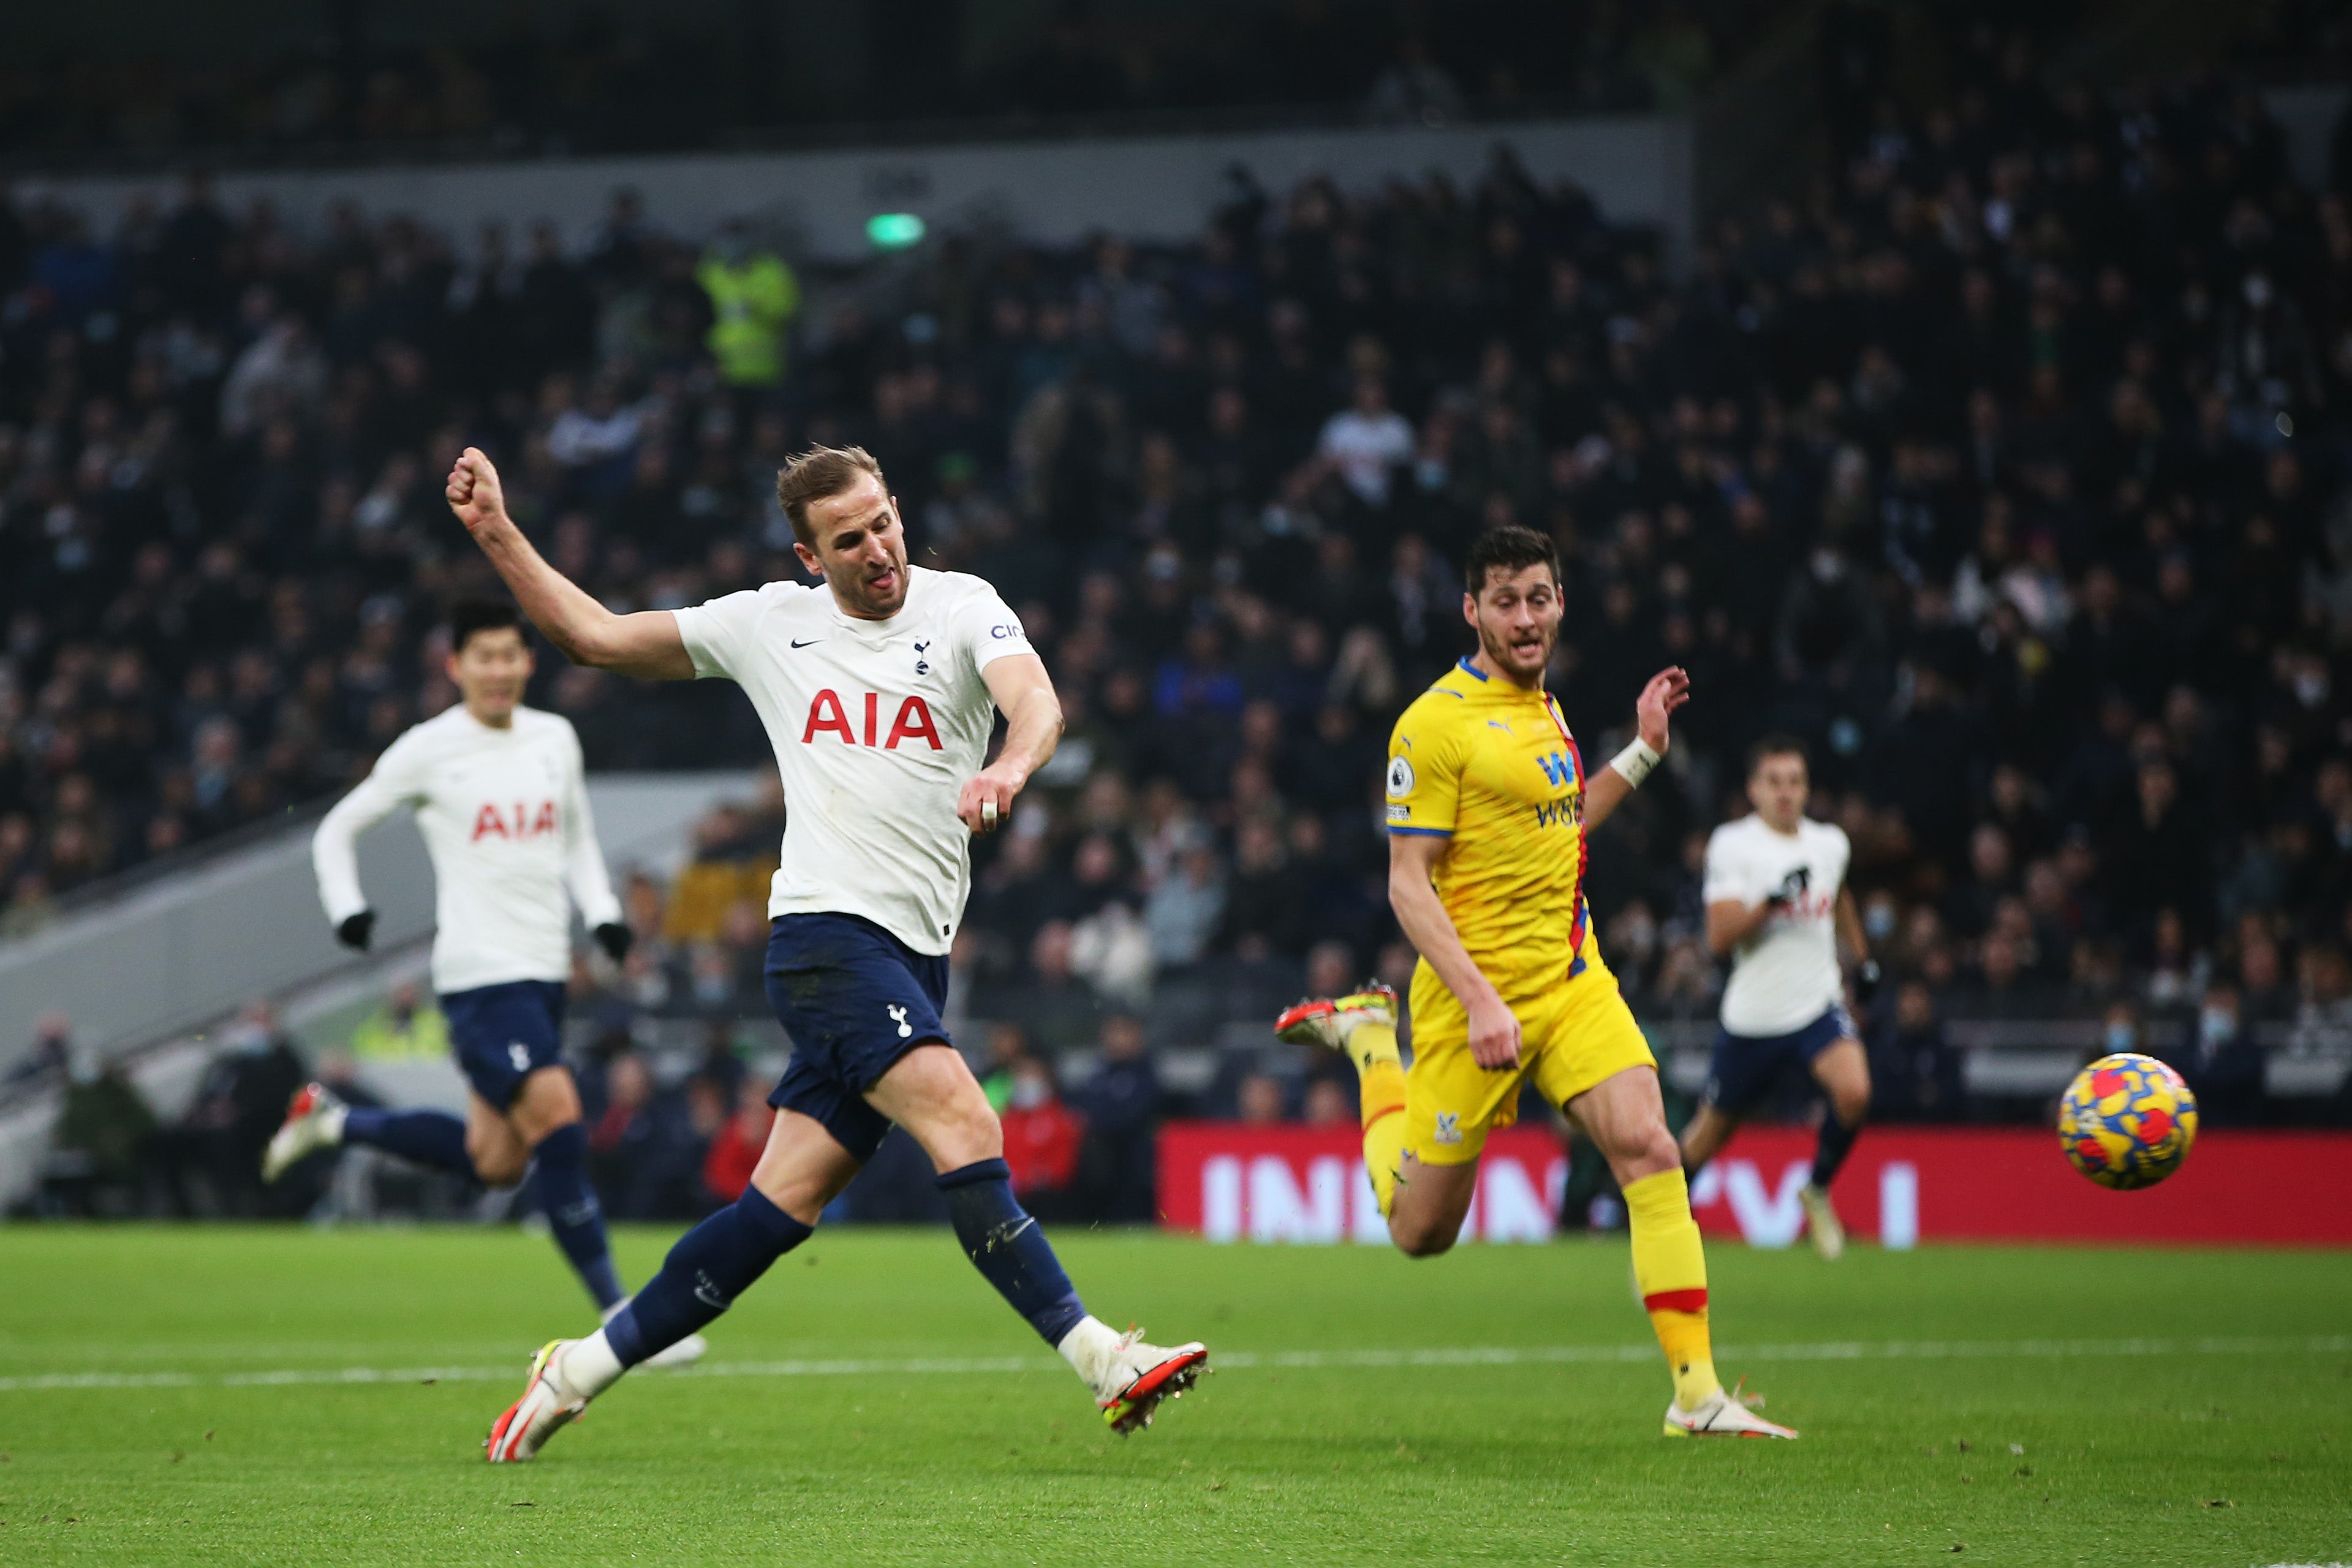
[957,766,1019,834]
[445,447,510,535]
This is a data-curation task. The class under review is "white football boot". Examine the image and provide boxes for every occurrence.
[1799,1182,1845,1261]
[600,1301,708,1369]
[1663,1381,1799,1439]
[262,1083,348,1183]
[1067,1323,1209,1435]
[485,1340,591,1463]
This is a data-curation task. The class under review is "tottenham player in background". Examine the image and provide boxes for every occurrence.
[1679,736,1877,1259]
[271,603,705,1363]
[442,442,1206,1463]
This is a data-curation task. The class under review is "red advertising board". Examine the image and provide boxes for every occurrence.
[1155,1121,2352,1246]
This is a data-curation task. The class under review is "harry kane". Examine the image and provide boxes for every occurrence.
[444,442,1206,1462]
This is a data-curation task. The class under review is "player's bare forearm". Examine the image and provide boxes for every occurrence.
[445,447,693,680]
[1706,897,1774,957]
[993,679,1062,785]
[1835,888,1867,965]
[1387,868,1499,1013]
[1388,835,1519,1066]
[963,654,1059,833]
[1581,768,1632,832]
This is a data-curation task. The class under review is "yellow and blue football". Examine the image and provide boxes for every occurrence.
[2057,1052,2199,1190]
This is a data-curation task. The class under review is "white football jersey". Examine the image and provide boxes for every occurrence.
[671,565,1031,955]
[1703,813,1850,1036]
[312,704,623,995]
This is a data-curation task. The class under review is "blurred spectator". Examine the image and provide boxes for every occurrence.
[585,1052,712,1219]
[1073,1014,1160,1222]
[155,1004,308,1217]
[7,1011,73,1090]
[349,981,450,1061]
[978,1020,1034,1112]
[697,221,800,389]
[586,1053,656,1200]
[45,1050,158,1216]
[1000,1058,1084,1215]
[1236,1071,1288,1125]
[702,1077,774,1204]
[1869,981,1965,1121]
[1317,377,1414,507]
[1303,1076,1355,1128]
[2184,982,2267,1126]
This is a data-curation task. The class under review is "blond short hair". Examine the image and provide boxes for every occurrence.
[774,444,888,547]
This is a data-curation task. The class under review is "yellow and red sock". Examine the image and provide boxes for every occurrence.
[1624,1167,1720,1411]
[1347,1023,1409,1217]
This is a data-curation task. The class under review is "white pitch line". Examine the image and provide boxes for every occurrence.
[1,1335,2342,1395]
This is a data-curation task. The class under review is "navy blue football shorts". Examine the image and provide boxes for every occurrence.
[1702,1003,1858,1116]
[442,978,570,1109]
[763,912,952,1162]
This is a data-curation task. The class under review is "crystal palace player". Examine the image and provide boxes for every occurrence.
[1277,526,1794,1439]
[1677,736,1875,1259]
[445,443,1206,1462]
[272,602,704,1366]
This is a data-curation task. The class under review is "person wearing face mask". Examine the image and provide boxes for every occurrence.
[999,1058,1084,1220]
[2184,981,2267,1125]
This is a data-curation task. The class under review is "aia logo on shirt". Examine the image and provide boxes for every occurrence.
[802,688,943,750]
[473,801,558,841]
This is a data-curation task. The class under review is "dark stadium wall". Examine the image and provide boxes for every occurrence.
[31,113,1697,268]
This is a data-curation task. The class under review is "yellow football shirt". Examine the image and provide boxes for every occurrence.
[1385,655,1592,998]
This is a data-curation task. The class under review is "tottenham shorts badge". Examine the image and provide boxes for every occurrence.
[1433,1110,1461,1145]
[887,1003,913,1039]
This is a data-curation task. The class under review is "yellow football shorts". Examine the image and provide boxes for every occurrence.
[1402,941,1657,1166]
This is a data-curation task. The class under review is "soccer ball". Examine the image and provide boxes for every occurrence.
[2057,1052,2199,1190]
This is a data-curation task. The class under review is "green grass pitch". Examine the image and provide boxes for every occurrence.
[1,1226,2346,1566]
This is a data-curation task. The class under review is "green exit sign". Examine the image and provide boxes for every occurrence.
[866,213,926,249]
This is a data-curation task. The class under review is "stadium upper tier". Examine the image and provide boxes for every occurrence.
[0,53,2349,1093]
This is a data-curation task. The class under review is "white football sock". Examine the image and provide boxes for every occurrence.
[559,1329,626,1399]
[1055,1316,1122,1389]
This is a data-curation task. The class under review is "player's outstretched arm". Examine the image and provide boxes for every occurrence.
[445,447,695,680]
[1581,665,1688,833]
[959,652,1061,834]
[312,767,407,950]
[1388,832,1522,1069]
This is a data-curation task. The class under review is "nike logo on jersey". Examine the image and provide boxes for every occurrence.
[790,638,823,649]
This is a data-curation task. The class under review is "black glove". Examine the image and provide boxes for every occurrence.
[594,922,634,964]
[1853,958,1882,1001]
[1764,866,1810,908]
[336,910,376,951]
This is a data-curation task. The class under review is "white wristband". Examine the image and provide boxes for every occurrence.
[1608,738,1662,788]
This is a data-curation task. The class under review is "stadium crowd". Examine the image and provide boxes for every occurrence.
[9,35,2352,1224]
